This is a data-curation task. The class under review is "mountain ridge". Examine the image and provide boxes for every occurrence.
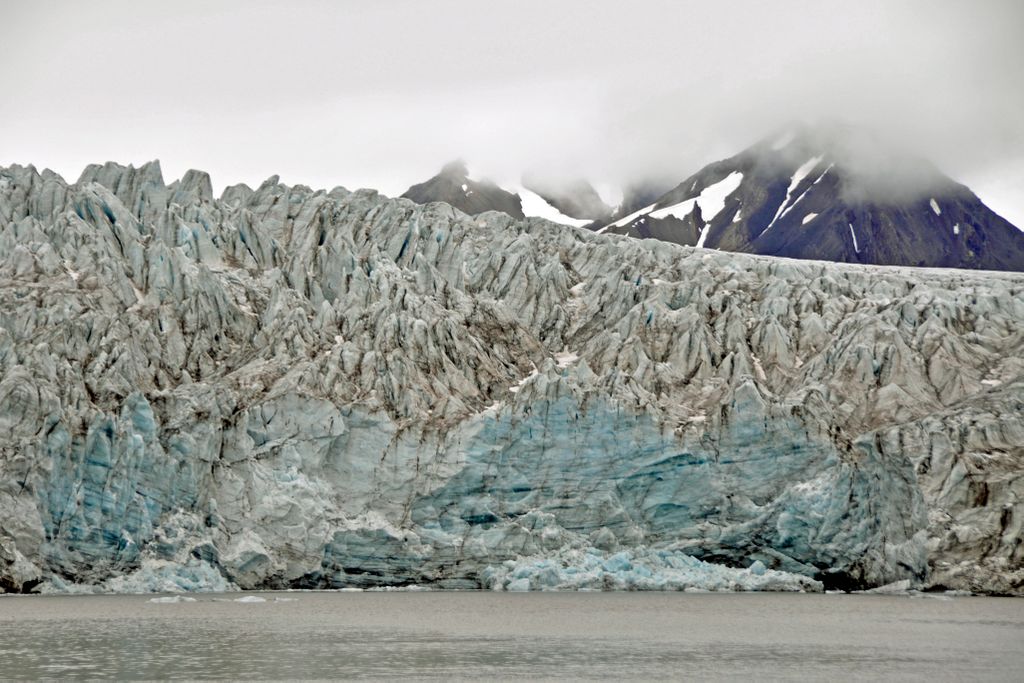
[595,123,1024,270]
[398,123,1024,271]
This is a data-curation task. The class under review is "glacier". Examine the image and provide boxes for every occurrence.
[0,160,1021,595]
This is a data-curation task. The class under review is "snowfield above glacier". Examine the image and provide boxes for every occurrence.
[0,160,1022,595]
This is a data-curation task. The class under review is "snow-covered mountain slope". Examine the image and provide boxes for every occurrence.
[1,160,1022,594]
[520,171,614,223]
[402,161,609,227]
[599,123,1024,271]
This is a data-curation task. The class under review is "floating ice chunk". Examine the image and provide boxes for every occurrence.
[930,198,941,215]
[234,595,267,603]
[148,595,197,604]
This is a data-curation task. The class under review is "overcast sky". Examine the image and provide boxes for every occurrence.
[2,0,1023,225]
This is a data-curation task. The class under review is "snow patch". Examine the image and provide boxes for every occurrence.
[649,171,743,225]
[774,164,833,226]
[930,198,941,215]
[953,224,960,235]
[695,171,744,221]
[761,156,823,236]
[516,187,591,227]
[802,213,818,225]
[696,224,711,248]
[603,203,658,231]
[849,223,860,253]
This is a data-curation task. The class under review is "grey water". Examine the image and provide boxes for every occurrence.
[0,592,1021,680]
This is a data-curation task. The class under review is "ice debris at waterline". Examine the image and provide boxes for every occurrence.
[37,558,236,594]
[483,548,822,592]
[0,161,1022,595]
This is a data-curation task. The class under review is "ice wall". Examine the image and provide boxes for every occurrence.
[0,161,1020,593]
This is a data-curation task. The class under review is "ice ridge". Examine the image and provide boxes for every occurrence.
[0,161,1021,595]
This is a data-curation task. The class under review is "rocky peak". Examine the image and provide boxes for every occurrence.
[599,122,1024,270]
[401,159,525,219]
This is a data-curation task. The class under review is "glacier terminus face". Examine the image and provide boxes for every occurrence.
[0,161,1021,595]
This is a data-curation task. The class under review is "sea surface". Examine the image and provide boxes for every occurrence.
[0,591,1021,680]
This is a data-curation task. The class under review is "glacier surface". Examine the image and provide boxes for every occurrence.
[0,161,1022,594]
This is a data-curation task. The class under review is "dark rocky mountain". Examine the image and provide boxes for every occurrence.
[402,161,610,226]
[598,123,1024,271]
[401,160,525,218]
